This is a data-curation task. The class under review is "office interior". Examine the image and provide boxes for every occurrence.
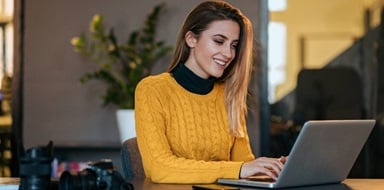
[0,0,382,180]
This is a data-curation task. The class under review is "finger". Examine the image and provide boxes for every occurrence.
[268,158,284,169]
[278,156,287,164]
[264,159,284,175]
[259,157,284,168]
[265,163,282,176]
[275,158,284,168]
[260,166,278,180]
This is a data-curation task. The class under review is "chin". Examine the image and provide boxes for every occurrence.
[211,73,224,78]
[209,67,225,78]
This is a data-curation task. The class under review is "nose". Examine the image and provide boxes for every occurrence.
[221,44,233,59]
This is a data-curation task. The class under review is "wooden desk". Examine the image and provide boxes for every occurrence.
[129,178,384,190]
[1,178,383,189]
[343,178,384,190]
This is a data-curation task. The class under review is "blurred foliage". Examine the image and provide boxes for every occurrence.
[71,3,172,109]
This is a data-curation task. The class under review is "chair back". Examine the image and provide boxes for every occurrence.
[293,68,365,125]
[121,137,145,180]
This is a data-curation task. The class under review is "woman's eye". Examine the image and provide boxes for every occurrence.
[231,44,238,49]
[214,39,224,44]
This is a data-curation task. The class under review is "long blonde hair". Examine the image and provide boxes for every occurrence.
[168,1,254,137]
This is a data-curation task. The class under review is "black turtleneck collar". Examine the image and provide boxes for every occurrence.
[171,64,216,95]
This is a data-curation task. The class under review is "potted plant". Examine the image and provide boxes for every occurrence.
[70,3,172,142]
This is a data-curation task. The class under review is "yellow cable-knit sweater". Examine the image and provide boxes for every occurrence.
[135,73,255,183]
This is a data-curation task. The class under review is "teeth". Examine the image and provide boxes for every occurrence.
[215,59,226,66]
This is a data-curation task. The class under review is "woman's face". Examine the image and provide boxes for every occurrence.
[184,20,239,79]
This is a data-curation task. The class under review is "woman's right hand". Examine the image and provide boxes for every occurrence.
[240,156,287,180]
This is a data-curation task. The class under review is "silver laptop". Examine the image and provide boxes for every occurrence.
[217,119,375,189]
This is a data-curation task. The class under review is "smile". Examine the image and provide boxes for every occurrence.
[214,58,228,67]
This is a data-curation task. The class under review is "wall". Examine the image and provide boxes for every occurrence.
[22,0,262,154]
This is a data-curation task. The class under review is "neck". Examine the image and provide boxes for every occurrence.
[171,64,215,95]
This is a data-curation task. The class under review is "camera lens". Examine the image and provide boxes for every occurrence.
[58,169,98,190]
[19,176,51,190]
[19,143,54,190]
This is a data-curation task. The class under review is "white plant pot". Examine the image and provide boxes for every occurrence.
[116,109,136,142]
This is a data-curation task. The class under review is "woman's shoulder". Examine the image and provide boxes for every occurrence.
[139,72,171,83]
[136,72,173,90]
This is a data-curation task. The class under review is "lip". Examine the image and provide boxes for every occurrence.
[213,58,229,67]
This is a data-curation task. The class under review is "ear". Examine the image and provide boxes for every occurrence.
[185,31,197,48]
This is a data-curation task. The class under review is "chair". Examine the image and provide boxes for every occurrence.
[293,68,365,125]
[121,137,145,180]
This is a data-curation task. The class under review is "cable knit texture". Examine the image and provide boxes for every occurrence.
[135,73,255,183]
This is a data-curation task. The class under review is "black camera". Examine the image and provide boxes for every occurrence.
[19,141,55,190]
[59,159,133,190]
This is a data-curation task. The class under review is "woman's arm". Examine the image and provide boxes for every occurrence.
[231,124,255,161]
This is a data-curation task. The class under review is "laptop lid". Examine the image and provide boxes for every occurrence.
[217,119,375,189]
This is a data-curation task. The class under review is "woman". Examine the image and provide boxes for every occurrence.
[135,0,285,183]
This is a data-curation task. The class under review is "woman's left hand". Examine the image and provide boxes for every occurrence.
[239,156,287,180]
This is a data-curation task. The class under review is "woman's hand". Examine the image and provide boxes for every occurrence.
[240,156,287,180]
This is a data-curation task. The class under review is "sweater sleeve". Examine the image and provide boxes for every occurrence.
[231,124,256,161]
[134,77,244,184]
